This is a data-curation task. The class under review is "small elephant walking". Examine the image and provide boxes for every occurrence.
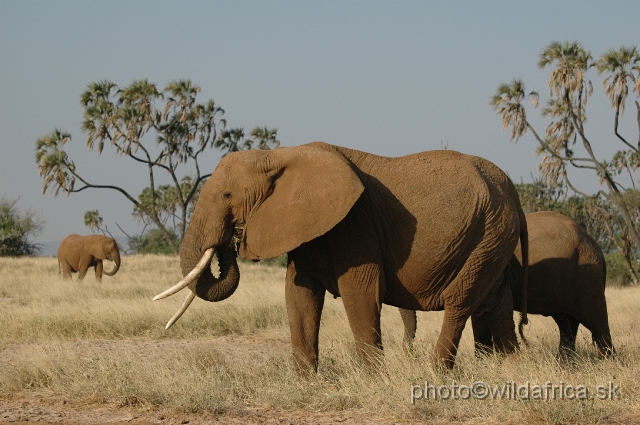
[400,211,615,357]
[57,234,121,281]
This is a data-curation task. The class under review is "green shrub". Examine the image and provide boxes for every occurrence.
[604,251,640,286]
[128,228,179,255]
[0,197,44,256]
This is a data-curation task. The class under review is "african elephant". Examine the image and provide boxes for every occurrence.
[400,211,614,357]
[57,234,121,281]
[154,142,528,372]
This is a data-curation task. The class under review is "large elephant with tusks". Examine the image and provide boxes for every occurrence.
[154,142,528,373]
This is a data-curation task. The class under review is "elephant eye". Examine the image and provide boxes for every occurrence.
[223,192,232,199]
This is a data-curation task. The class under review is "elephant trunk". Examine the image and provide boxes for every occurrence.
[192,245,240,302]
[103,251,121,276]
[154,243,240,329]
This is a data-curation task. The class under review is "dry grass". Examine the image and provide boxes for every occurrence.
[0,255,639,423]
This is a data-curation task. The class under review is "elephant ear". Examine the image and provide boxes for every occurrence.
[240,144,364,260]
[86,237,105,259]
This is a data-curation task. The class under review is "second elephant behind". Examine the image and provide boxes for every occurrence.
[400,211,614,357]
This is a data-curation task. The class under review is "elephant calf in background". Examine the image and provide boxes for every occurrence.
[57,234,121,281]
[400,211,615,357]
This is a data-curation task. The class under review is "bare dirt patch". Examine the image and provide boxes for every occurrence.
[0,397,432,425]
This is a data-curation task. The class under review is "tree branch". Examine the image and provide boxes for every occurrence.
[614,96,639,153]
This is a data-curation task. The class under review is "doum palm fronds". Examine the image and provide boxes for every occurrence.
[538,40,594,107]
[35,130,77,196]
[596,46,640,116]
[490,79,539,142]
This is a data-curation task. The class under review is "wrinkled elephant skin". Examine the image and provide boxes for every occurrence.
[157,142,528,373]
[401,211,614,358]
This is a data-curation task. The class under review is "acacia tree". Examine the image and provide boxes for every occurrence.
[36,79,227,255]
[491,41,640,250]
[514,177,566,213]
[0,197,44,257]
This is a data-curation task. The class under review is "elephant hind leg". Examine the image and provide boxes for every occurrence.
[478,277,518,354]
[59,260,73,279]
[552,314,579,357]
[471,315,495,357]
[580,315,615,358]
[437,239,519,368]
[399,308,417,347]
[592,331,615,358]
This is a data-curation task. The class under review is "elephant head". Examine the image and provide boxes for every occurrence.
[90,236,121,276]
[154,145,365,328]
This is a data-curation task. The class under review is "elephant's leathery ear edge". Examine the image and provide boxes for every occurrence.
[240,145,365,260]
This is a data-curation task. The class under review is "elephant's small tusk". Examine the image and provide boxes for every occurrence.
[165,290,196,329]
[153,247,215,300]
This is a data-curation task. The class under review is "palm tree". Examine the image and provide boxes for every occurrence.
[489,79,539,142]
[35,129,75,195]
[596,46,640,150]
[248,127,280,150]
[215,127,246,157]
[493,41,640,252]
[538,40,593,111]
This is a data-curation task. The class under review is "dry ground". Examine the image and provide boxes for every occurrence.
[1,255,639,424]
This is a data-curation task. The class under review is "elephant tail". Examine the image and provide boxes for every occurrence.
[517,204,529,345]
[518,317,529,346]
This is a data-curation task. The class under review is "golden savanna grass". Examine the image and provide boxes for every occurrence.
[1,255,639,423]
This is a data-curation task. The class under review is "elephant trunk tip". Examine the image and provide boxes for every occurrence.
[103,260,120,276]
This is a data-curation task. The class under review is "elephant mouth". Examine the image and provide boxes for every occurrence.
[230,224,244,254]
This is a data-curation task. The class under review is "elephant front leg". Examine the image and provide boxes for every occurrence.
[338,265,385,370]
[95,260,103,282]
[285,263,326,376]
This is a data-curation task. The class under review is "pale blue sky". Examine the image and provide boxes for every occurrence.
[1,1,639,249]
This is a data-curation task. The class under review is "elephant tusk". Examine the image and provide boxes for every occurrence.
[153,247,215,300]
[165,290,196,329]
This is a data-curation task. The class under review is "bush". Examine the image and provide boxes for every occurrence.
[128,228,179,255]
[604,251,640,286]
[0,197,44,256]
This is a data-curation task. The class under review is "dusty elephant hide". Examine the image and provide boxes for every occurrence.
[155,142,528,372]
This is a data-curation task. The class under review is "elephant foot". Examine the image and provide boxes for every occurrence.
[594,337,616,359]
[555,347,579,366]
[432,345,457,370]
[292,353,318,377]
[355,342,384,372]
[474,342,494,358]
